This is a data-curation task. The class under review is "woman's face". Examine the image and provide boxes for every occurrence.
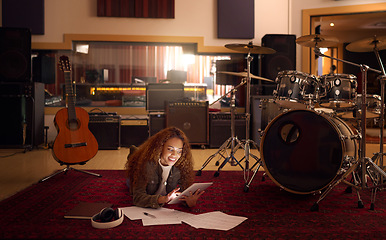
[160,137,183,166]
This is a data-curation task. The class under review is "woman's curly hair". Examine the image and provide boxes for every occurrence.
[125,127,194,192]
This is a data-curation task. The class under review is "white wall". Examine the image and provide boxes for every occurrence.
[3,0,385,69]
[30,0,289,47]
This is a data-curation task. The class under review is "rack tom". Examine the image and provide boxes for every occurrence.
[273,70,319,108]
[319,73,357,109]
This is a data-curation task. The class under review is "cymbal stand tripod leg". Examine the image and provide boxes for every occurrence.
[311,159,361,211]
[196,88,245,177]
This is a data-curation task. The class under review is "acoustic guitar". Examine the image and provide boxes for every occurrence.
[52,56,98,164]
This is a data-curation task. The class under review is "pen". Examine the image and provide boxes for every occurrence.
[143,212,156,218]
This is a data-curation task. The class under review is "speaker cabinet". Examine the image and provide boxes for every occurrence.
[149,113,165,136]
[146,83,184,112]
[32,55,56,84]
[0,27,31,83]
[120,118,149,147]
[209,113,246,148]
[251,96,284,146]
[166,101,209,145]
[0,82,44,148]
[261,34,296,80]
[88,115,121,150]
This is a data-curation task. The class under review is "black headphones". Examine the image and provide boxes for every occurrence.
[91,207,124,229]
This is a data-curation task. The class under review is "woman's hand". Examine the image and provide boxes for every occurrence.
[180,189,205,207]
[157,187,180,204]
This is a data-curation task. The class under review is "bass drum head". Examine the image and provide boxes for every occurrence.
[261,109,344,194]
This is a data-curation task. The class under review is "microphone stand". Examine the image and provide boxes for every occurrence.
[311,47,386,211]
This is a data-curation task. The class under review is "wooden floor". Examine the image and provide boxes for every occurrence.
[0,143,384,202]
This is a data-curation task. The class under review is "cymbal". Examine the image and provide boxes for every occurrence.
[225,43,276,54]
[346,36,386,52]
[218,71,274,82]
[296,34,339,48]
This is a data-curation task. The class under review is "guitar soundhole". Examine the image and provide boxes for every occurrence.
[67,119,80,130]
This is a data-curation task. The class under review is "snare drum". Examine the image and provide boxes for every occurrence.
[319,73,357,109]
[273,70,319,108]
[337,94,381,119]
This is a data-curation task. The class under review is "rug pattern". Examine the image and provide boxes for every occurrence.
[0,170,385,239]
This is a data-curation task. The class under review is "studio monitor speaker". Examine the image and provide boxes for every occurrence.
[0,27,31,83]
[0,82,44,148]
[166,101,209,145]
[261,34,296,80]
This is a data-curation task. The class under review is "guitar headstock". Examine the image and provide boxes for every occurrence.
[59,55,71,72]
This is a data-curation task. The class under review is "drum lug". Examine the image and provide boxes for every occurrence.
[340,135,349,141]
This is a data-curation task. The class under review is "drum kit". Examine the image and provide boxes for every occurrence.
[198,34,386,211]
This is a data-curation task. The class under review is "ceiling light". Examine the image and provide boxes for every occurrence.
[330,23,335,27]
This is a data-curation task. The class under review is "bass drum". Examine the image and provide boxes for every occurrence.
[260,109,357,194]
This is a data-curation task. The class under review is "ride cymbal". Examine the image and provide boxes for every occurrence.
[225,43,276,54]
[217,71,274,82]
[296,34,339,48]
[346,35,386,52]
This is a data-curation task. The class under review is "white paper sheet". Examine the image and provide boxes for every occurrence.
[182,211,247,231]
[121,206,195,226]
[120,206,175,220]
[121,206,247,230]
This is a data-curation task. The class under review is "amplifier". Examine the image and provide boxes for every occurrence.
[121,118,149,147]
[88,115,121,150]
[209,112,246,148]
[166,101,209,145]
[149,112,165,136]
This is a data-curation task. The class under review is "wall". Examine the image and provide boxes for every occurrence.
[1,0,384,69]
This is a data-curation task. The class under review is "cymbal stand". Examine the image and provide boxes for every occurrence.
[240,50,261,192]
[310,47,386,211]
[368,46,386,209]
[196,81,246,177]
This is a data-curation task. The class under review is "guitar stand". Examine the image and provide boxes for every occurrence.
[39,164,102,183]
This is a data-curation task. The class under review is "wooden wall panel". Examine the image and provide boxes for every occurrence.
[97,0,174,18]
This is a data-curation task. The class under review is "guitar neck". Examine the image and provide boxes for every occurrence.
[64,70,77,123]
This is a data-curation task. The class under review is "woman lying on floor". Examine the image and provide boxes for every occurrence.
[125,127,204,209]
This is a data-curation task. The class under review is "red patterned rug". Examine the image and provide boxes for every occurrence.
[0,170,385,239]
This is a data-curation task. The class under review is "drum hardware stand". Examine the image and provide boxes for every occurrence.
[310,46,386,211]
[200,42,274,187]
[240,50,263,192]
[196,80,246,177]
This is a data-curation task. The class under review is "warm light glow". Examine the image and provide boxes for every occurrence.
[330,22,335,27]
[320,48,328,53]
[76,44,89,54]
[183,54,196,65]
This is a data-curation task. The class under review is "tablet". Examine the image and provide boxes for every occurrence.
[168,182,213,204]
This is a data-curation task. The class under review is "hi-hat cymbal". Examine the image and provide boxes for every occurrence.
[218,71,274,82]
[346,36,386,52]
[296,34,339,48]
[225,43,276,54]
